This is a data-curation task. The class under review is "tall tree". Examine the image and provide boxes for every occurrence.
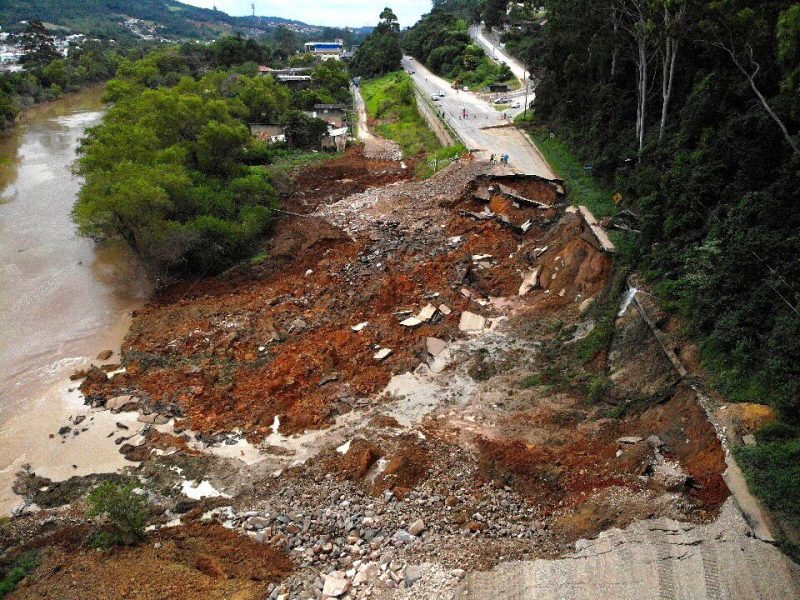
[658,0,687,141]
[19,20,60,70]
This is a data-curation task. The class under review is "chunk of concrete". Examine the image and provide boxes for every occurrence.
[137,413,169,425]
[374,348,393,361]
[617,436,643,445]
[400,317,422,328]
[426,337,447,357]
[351,321,369,332]
[416,303,438,322]
[438,304,452,315]
[518,266,542,296]
[459,311,486,332]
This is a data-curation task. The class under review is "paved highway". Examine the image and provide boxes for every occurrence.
[468,24,528,83]
[401,56,557,180]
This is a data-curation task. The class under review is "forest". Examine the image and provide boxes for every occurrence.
[403,1,514,90]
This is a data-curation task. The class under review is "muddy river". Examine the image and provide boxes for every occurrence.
[0,87,151,514]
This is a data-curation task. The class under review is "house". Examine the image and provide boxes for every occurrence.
[322,126,349,152]
[276,74,312,89]
[304,40,344,61]
[311,104,348,128]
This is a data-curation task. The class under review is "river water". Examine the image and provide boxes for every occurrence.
[0,88,151,514]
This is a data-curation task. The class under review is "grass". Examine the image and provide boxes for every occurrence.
[416,144,468,179]
[735,426,800,561]
[267,148,338,170]
[0,551,40,598]
[361,71,442,158]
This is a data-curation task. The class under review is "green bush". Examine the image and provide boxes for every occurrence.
[87,481,148,546]
[0,552,39,599]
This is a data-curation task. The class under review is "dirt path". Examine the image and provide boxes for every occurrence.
[352,85,403,161]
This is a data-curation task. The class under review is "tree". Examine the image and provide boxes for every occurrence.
[658,0,687,141]
[350,7,403,77]
[87,482,148,546]
[483,0,508,29]
[19,20,60,70]
[234,75,291,123]
[280,110,329,149]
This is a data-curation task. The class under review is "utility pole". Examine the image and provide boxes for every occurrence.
[523,67,529,118]
[251,3,256,38]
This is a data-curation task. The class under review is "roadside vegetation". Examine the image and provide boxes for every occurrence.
[361,70,466,177]
[403,2,515,91]
[362,71,442,156]
[487,0,800,549]
[73,37,348,280]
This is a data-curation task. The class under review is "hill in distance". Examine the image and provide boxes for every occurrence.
[0,0,371,40]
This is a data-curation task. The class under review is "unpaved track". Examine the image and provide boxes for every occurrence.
[352,85,403,161]
[401,56,557,180]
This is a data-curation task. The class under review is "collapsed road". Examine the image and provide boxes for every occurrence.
[5,145,799,599]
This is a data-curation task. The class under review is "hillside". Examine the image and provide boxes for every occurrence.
[0,0,366,40]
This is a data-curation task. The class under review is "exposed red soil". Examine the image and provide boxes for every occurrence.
[10,523,293,600]
[474,383,728,517]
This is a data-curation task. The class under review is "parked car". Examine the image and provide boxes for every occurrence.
[494,97,511,104]
[407,70,415,74]
[462,86,469,91]
[511,101,521,108]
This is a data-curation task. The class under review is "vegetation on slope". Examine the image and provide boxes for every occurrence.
[362,71,442,156]
[497,0,800,546]
[403,0,514,91]
[349,8,402,78]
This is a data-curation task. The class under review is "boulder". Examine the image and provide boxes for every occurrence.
[459,311,486,332]
[106,395,140,412]
[322,573,350,597]
[518,267,542,296]
[578,297,595,314]
[96,349,113,360]
[426,337,447,357]
[404,565,423,588]
[408,518,426,536]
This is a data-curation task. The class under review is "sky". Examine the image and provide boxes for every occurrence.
[179,0,432,28]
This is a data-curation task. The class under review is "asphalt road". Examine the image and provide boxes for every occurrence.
[401,56,557,180]
[468,24,527,83]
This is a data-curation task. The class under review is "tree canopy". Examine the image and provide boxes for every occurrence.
[349,7,403,78]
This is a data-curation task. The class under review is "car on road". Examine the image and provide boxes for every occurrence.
[431,94,440,101]
[437,92,445,98]
[407,70,415,74]
[511,101,521,108]
[494,97,511,104]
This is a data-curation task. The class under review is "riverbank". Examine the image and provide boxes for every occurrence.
[0,87,151,515]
